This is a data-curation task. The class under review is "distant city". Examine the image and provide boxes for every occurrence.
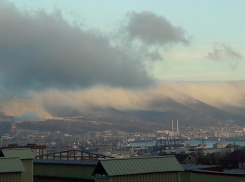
[1,98,245,159]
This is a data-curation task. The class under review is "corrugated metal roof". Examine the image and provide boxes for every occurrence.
[0,157,25,173]
[223,169,245,174]
[1,148,34,159]
[33,159,97,165]
[181,164,220,171]
[96,156,183,176]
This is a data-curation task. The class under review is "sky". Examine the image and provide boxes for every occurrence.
[6,0,245,81]
[0,0,244,116]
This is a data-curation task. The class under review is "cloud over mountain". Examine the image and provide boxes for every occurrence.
[32,81,245,117]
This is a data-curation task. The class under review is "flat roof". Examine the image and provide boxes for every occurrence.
[223,169,245,174]
[33,159,97,166]
[181,164,220,171]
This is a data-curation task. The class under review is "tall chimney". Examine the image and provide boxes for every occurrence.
[177,120,179,135]
[172,120,174,133]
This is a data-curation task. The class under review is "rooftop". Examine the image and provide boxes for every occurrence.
[33,159,97,166]
[93,156,184,177]
[0,157,25,173]
[0,148,34,160]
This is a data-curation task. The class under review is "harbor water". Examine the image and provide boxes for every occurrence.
[130,140,245,148]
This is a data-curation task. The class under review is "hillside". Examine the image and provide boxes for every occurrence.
[126,97,245,127]
[0,96,53,121]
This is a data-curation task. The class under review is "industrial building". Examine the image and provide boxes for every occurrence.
[92,155,245,182]
[93,156,184,182]
[0,148,34,182]
[1,143,47,157]
[2,146,245,182]
[213,142,227,149]
[220,150,245,169]
[33,149,112,181]
[34,159,97,181]
[0,157,25,182]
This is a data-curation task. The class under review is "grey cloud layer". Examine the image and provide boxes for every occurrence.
[0,2,156,96]
[206,44,243,69]
[126,11,190,45]
[0,2,193,97]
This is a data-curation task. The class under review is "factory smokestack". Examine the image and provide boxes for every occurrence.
[177,120,179,135]
[172,120,174,133]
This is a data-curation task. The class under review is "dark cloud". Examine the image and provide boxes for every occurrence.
[206,44,243,69]
[126,11,190,46]
[0,1,155,97]
[206,49,222,60]
[144,49,163,61]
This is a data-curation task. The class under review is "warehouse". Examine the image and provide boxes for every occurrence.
[0,148,34,182]
[0,157,25,182]
[34,159,97,181]
[93,156,184,182]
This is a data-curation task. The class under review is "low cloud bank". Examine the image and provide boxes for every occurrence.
[32,81,245,117]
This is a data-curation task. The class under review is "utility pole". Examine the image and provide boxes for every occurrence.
[0,136,2,148]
